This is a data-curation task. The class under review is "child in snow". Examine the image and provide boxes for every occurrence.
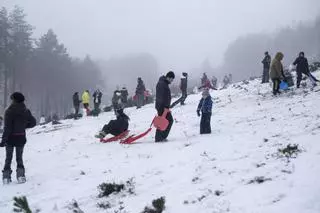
[197,89,213,134]
[95,108,130,139]
[0,92,36,184]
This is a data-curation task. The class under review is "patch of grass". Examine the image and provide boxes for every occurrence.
[248,176,272,184]
[98,183,125,198]
[68,200,84,213]
[142,197,166,213]
[278,144,302,159]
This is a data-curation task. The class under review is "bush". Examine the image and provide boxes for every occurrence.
[278,144,302,159]
[98,183,125,198]
[142,197,166,213]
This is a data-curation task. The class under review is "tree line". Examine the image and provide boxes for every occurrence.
[0,6,104,119]
[218,16,320,81]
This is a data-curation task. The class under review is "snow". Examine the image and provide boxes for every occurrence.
[1,71,320,213]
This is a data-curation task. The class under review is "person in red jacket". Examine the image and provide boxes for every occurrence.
[0,92,36,184]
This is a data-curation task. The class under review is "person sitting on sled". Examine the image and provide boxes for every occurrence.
[95,108,130,139]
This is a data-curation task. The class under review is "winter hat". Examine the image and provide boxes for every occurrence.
[166,71,175,79]
[202,89,210,97]
[299,52,305,57]
[11,92,25,103]
[182,72,188,77]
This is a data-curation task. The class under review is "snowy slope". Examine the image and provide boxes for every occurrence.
[1,72,320,213]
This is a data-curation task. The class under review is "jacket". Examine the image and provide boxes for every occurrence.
[136,79,146,95]
[155,76,171,111]
[180,76,188,92]
[262,55,271,69]
[270,52,284,79]
[93,90,102,104]
[293,56,310,74]
[197,96,213,114]
[73,93,81,107]
[1,103,36,146]
[82,91,90,104]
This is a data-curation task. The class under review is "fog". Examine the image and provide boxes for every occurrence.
[3,0,320,72]
[1,0,320,116]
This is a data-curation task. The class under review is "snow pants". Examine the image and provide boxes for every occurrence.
[155,109,173,142]
[262,67,270,83]
[200,113,212,134]
[272,78,280,95]
[3,145,25,178]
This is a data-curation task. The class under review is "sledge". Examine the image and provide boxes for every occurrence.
[280,81,289,90]
[100,130,130,143]
[120,109,171,144]
[152,108,170,131]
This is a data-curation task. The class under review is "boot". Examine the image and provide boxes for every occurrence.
[2,170,12,185]
[95,131,106,139]
[16,168,26,184]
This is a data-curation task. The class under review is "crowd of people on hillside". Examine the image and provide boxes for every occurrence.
[262,51,319,95]
[1,49,320,184]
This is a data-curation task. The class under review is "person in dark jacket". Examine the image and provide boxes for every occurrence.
[0,92,36,184]
[112,89,123,113]
[293,52,319,88]
[155,71,175,142]
[95,108,130,139]
[93,89,103,111]
[197,89,213,134]
[262,51,271,83]
[120,87,129,107]
[211,76,218,89]
[201,73,208,86]
[170,72,188,108]
[73,92,81,118]
[136,77,146,109]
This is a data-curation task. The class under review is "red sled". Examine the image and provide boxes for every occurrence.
[120,128,152,144]
[120,109,170,144]
[152,108,170,131]
[100,130,130,143]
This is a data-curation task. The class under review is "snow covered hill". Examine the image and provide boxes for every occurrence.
[1,72,320,213]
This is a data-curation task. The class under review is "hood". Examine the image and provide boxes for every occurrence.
[275,52,284,61]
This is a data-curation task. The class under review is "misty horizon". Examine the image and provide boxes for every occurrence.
[2,0,320,74]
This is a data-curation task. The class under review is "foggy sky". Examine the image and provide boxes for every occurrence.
[2,0,320,73]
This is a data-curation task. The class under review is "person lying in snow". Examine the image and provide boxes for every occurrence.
[197,89,213,134]
[95,108,130,139]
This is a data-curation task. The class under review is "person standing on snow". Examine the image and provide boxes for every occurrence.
[261,51,271,83]
[0,92,36,184]
[93,89,103,111]
[112,89,123,112]
[155,71,175,142]
[211,76,218,89]
[293,52,319,88]
[120,87,129,107]
[135,77,146,109]
[73,92,81,118]
[170,72,188,108]
[82,90,90,115]
[197,89,213,134]
[201,73,209,86]
[270,52,286,95]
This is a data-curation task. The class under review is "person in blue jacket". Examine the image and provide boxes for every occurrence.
[197,89,213,134]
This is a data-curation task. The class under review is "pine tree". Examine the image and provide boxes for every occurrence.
[0,7,11,108]
[8,5,33,92]
[13,196,32,213]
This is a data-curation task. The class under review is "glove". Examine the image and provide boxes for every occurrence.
[197,110,201,117]
[0,141,6,147]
